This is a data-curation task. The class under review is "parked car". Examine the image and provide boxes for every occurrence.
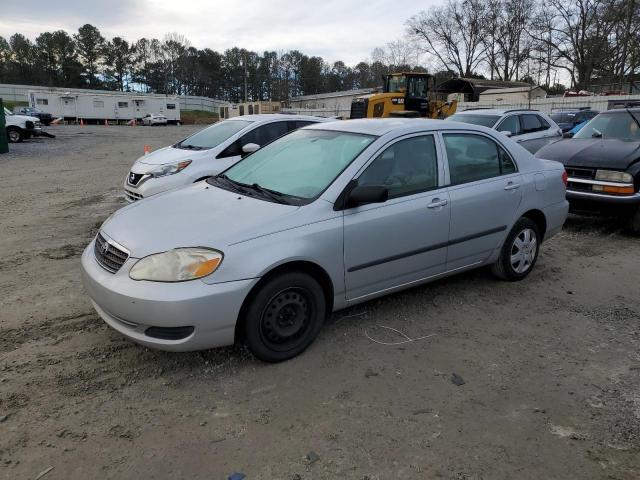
[83,119,569,362]
[446,108,562,153]
[124,114,332,202]
[13,106,53,126]
[141,113,168,126]
[536,108,640,232]
[4,107,43,142]
[550,108,598,133]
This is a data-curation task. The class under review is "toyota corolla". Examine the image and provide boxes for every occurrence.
[82,119,569,362]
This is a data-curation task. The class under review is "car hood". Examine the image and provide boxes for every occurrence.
[9,114,40,123]
[535,138,640,169]
[102,182,299,257]
[132,146,214,170]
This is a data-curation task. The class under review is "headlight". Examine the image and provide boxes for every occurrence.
[149,160,192,178]
[595,170,633,183]
[130,248,223,282]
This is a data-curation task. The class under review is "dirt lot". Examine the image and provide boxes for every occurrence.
[1,125,639,480]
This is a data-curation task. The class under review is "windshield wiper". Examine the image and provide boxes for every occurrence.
[212,174,248,194]
[244,183,290,204]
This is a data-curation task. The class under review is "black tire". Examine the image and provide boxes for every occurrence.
[243,272,326,362]
[7,127,23,143]
[492,217,540,281]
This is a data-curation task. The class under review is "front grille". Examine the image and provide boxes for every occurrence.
[350,99,368,119]
[124,189,144,202]
[566,167,595,179]
[567,181,593,192]
[127,172,144,186]
[94,233,129,273]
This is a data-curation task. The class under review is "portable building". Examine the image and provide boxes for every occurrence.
[28,90,181,123]
[479,86,547,103]
[219,101,282,119]
[284,89,376,118]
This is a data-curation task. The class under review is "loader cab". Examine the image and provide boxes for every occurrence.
[384,73,430,117]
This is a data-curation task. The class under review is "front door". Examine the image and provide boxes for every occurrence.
[343,134,450,302]
[441,132,523,270]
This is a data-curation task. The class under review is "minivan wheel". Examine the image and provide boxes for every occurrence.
[243,272,325,362]
[7,127,23,143]
[492,218,540,281]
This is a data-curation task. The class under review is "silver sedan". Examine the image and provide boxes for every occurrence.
[81,119,569,362]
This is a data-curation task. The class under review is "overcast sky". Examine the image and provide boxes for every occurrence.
[0,0,440,65]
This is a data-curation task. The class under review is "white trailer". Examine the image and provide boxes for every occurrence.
[28,90,181,124]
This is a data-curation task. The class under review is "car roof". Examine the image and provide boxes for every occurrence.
[456,109,544,116]
[304,118,498,137]
[226,114,332,122]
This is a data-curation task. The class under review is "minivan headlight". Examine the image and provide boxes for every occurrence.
[595,170,633,183]
[130,248,223,282]
[150,160,191,178]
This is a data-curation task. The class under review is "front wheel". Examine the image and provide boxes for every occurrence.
[243,272,326,362]
[7,127,23,143]
[492,218,540,281]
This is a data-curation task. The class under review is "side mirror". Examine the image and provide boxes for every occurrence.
[242,143,260,154]
[348,185,389,207]
[499,130,513,137]
[563,132,574,139]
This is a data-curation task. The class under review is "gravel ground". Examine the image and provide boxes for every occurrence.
[1,125,639,480]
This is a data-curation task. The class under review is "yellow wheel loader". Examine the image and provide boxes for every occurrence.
[350,72,457,120]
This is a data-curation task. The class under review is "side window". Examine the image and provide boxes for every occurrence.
[537,115,550,129]
[242,122,288,146]
[520,114,543,133]
[497,115,521,136]
[443,134,516,185]
[357,135,438,198]
[287,120,315,131]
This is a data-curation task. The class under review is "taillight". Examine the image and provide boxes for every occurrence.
[562,170,568,187]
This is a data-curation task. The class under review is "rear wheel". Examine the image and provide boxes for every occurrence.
[7,127,23,143]
[492,218,540,281]
[243,272,325,362]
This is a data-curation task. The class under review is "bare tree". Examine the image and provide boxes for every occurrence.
[407,0,487,77]
[482,0,535,80]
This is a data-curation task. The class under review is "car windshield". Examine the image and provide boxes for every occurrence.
[447,114,501,128]
[550,113,576,123]
[176,120,252,149]
[218,129,376,201]
[573,111,640,141]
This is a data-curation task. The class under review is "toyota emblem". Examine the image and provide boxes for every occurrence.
[129,173,135,183]
[101,241,110,255]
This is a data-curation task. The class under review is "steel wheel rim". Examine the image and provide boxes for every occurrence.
[259,287,313,352]
[510,228,537,274]
[8,130,19,142]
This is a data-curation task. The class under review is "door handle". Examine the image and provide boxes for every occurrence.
[427,198,448,209]
[504,182,520,191]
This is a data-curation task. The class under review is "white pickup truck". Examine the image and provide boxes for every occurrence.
[4,107,43,142]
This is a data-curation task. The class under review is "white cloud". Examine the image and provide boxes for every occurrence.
[0,0,440,65]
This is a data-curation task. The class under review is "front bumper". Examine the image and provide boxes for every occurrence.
[81,240,257,351]
[567,189,640,205]
[123,171,194,202]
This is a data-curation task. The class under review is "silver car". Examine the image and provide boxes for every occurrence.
[446,109,563,154]
[81,119,569,362]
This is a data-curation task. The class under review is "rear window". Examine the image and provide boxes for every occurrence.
[447,114,501,128]
[550,113,576,123]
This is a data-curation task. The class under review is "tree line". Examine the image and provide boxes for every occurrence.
[408,0,640,91]
[0,25,423,102]
[0,0,638,102]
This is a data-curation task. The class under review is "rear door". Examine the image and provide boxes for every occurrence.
[517,114,558,153]
[343,134,450,301]
[441,132,522,270]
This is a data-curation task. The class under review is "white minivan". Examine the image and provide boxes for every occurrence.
[124,114,333,202]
